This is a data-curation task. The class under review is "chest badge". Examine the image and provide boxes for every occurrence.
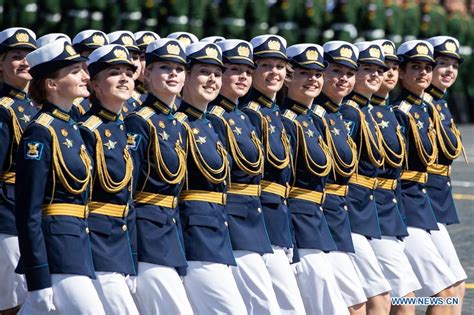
[192,128,199,135]
[416,120,424,130]
[104,129,112,137]
[376,112,383,119]
[158,121,165,128]
[233,126,242,135]
[197,136,207,144]
[414,112,420,119]
[440,113,446,121]
[331,127,340,136]
[20,114,31,123]
[269,124,276,134]
[159,130,170,141]
[329,119,335,126]
[378,120,389,129]
[104,139,117,150]
[61,129,68,137]
[63,138,73,148]
[228,119,235,126]
[305,128,314,137]
[302,121,309,128]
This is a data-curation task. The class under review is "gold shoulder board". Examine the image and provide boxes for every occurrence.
[35,113,54,128]
[312,105,326,118]
[283,109,297,121]
[137,106,155,120]
[398,101,412,114]
[346,100,359,109]
[245,101,260,112]
[73,97,84,106]
[82,115,102,131]
[0,97,14,109]
[422,93,433,104]
[208,106,224,118]
[174,112,188,122]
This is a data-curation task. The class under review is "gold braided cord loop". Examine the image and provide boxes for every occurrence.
[380,124,406,168]
[48,126,91,194]
[295,121,332,177]
[260,112,291,169]
[430,103,463,161]
[223,118,264,176]
[323,117,357,177]
[147,120,186,184]
[407,113,438,166]
[93,130,133,193]
[359,111,384,167]
[182,121,230,184]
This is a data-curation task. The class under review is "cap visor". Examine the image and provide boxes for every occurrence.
[253,52,288,61]
[146,54,186,66]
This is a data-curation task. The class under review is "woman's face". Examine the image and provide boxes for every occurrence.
[48,63,90,99]
[221,63,253,101]
[145,61,186,98]
[431,56,459,90]
[399,60,433,95]
[322,62,355,102]
[184,63,222,103]
[252,58,287,97]
[0,49,32,86]
[354,63,384,96]
[130,51,142,81]
[138,51,146,82]
[378,60,399,94]
[286,67,324,104]
[92,65,134,103]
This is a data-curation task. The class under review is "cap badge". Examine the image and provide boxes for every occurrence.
[143,34,155,45]
[237,45,250,57]
[268,40,281,51]
[369,47,381,58]
[416,44,429,55]
[121,35,133,45]
[15,32,29,43]
[445,41,457,52]
[166,44,180,55]
[205,47,218,58]
[340,47,353,58]
[114,48,128,60]
[383,43,394,55]
[65,45,76,56]
[306,49,318,61]
[178,36,191,47]
[92,34,105,45]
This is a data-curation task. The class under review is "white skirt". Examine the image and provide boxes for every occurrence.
[93,272,139,315]
[135,262,193,315]
[0,234,26,310]
[404,227,457,297]
[369,236,422,297]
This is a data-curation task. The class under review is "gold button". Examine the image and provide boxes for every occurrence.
[344,205,348,211]
[224,221,228,227]
[257,207,262,213]
[422,188,427,194]
[122,225,128,231]
[369,195,374,200]
[85,227,89,234]
[172,218,176,224]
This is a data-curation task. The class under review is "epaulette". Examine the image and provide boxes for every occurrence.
[82,115,103,132]
[422,93,433,104]
[34,113,54,128]
[208,106,225,118]
[282,109,297,121]
[136,106,155,121]
[397,101,412,114]
[132,90,141,101]
[174,112,188,123]
[73,97,84,106]
[244,101,260,112]
[345,100,359,109]
[0,97,14,109]
[312,105,326,118]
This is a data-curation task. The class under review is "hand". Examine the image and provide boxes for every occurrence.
[28,287,55,312]
[284,247,294,264]
[125,275,137,294]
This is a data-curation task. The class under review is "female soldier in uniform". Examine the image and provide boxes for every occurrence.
[16,38,105,314]
[0,27,37,315]
[80,44,140,314]
[281,43,349,315]
[125,38,194,315]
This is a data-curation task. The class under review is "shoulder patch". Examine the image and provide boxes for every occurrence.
[208,106,225,118]
[0,97,14,109]
[312,105,326,118]
[245,101,260,112]
[24,141,44,160]
[282,109,297,121]
[174,112,188,123]
[397,101,412,114]
[137,106,155,121]
[34,113,54,128]
[82,115,102,131]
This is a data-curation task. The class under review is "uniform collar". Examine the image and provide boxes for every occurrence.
[144,93,174,115]
[44,102,72,122]
[2,83,28,100]
[398,89,423,105]
[426,84,446,101]
[92,104,123,122]
[371,94,387,106]
[313,93,339,113]
[282,97,309,115]
[212,94,237,112]
[178,101,206,119]
[246,88,275,109]
[346,91,369,107]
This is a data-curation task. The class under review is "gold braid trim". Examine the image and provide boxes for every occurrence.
[3,108,23,172]
[222,118,264,176]
[359,110,384,167]
[380,124,406,168]
[48,126,91,194]
[430,103,463,161]
[295,121,332,176]
[322,117,357,177]
[260,112,291,169]
[182,121,230,184]
[146,120,186,184]
[93,130,133,193]
[407,113,438,166]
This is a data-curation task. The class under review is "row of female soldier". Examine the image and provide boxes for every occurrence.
[0,25,466,315]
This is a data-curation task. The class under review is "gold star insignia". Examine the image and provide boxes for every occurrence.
[233,127,242,135]
[197,136,207,144]
[305,129,314,137]
[440,113,446,121]
[104,139,117,150]
[331,128,340,136]
[378,120,389,129]
[269,124,276,134]
[416,121,424,130]
[63,138,73,148]
[159,130,170,141]
[20,114,31,123]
